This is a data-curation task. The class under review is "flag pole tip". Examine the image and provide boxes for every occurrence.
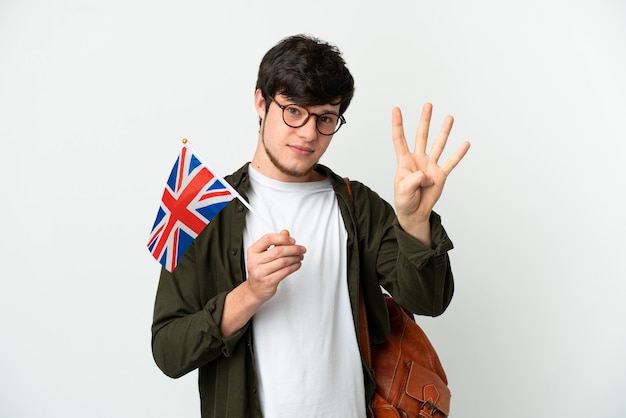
[182,138,188,144]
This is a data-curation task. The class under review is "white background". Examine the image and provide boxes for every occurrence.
[1,0,625,417]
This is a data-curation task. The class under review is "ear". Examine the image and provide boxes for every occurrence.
[254,89,267,120]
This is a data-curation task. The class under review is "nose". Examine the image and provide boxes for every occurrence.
[297,115,319,141]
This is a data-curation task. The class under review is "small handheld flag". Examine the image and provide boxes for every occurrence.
[147,141,244,272]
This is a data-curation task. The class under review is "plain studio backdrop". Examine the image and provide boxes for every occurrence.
[1,0,625,417]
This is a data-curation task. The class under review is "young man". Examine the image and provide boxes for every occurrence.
[151,34,470,418]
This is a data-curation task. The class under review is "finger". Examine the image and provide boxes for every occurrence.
[268,260,303,282]
[429,114,454,163]
[252,243,306,270]
[397,170,434,195]
[391,107,411,161]
[247,243,306,279]
[247,257,304,300]
[415,103,433,154]
[441,141,471,176]
[265,243,307,260]
[254,253,305,280]
[250,231,296,253]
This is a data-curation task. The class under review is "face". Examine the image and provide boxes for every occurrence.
[252,90,341,182]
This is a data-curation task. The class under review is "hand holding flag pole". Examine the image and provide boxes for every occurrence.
[147,138,271,272]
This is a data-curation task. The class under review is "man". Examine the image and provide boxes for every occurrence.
[151,34,470,418]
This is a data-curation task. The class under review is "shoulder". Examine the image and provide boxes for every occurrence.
[316,164,394,220]
[225,162,251,193]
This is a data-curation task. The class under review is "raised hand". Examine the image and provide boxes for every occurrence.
[391,103,470,246]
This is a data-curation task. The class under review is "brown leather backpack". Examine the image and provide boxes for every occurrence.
[359,295,451,418]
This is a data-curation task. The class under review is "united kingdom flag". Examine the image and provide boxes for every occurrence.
[147,144,236,272]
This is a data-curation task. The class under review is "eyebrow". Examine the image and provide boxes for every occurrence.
[295,102,340,115]
[276,94,340,113]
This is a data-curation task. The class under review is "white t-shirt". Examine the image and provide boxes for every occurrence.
[243,166,365,418]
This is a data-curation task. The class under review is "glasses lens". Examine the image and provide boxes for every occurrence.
[316,113,341,135]
[282,105,308,127]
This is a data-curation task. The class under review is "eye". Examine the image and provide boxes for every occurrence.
[318,114,338,125]
[286,105,303,116]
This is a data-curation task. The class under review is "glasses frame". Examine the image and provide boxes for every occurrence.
[270,97,347,136]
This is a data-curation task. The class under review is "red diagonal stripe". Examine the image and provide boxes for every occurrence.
[199,190,232,201]
[152,167,214,258]
[147,224,165,249]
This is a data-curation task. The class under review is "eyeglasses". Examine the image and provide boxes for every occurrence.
[270,97,346,136]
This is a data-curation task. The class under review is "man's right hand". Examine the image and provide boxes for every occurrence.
[219,230,306,337]
[245,229,307,304]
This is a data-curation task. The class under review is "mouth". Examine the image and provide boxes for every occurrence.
[289,144,314,155]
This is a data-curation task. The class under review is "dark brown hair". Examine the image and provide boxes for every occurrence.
[255,34,355,116]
